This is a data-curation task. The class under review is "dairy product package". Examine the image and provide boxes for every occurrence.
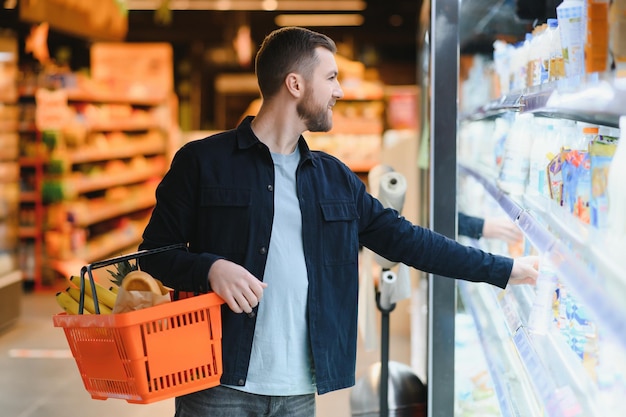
[606,117,626,236]
[557,0,586,79]
[498,113,534,195]
[589,130,618,229]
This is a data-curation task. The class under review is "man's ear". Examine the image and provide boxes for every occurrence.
[285,73,303,98]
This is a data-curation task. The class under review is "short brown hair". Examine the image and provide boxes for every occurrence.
[255,27,337,99]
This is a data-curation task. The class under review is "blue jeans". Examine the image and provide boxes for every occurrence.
[174,385,316,417]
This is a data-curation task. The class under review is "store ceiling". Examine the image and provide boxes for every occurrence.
[2,0,533,68]
[124,0,531,56]
[125,0,421,62]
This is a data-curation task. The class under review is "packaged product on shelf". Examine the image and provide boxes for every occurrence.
[561,124,597,221]
[547,153,564,204]
[584,0,610,74]
[527,24,549,87]
[557,0,586,79]
[498,113,534,195]
[517,34,533,91]
[609,0,626,71]
[492,40,512,94]
[589,129,618,229]
[607,117,626,236]
[547,19,566,82]
[527,257,558,335]
[528,118,560,196]
[492,117,511,175]
[562,149,592,221]
[546,120,579,205]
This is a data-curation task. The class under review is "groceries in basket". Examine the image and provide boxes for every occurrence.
[55,258,172,315]
[52,245,225,404]
[106,259,172,313]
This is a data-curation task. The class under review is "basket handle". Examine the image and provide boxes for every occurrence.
[77,243,188,314]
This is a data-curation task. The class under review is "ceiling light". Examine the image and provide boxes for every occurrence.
[275,14,364,27]
[126,0,366,11]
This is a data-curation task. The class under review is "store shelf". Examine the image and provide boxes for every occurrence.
[459,163,626,352]
[462,72,626,128]
[66,90,167,106]
[65,139,165,164]
[39,46,176,283]
[70,192,156,227]
[19,191,38,203]
[460,278,608,417]
[87,119,161,132]
[18,226,38,238]
[459,282,542,417]
[0,269,22,332]
[65,164,164,195]
[75,223,144,264]
[49,220,145,271]
[0,32,23,320]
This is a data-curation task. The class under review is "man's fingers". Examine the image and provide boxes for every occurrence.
[252,281,268,300]
[235,282,267,314]
[233,292,254,314]
[226,297,243,314]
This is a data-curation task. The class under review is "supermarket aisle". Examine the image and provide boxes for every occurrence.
[0,291,412,417]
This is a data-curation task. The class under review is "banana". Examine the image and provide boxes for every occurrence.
[66,287,113,314]
[56,291,90,315]
[69,275,118,310]
[109,285,119,294]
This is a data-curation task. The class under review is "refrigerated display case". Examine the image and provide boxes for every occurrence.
[455,76,626,416]
[423,0,626,415]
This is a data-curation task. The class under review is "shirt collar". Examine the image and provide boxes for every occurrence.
[236,116,315,166]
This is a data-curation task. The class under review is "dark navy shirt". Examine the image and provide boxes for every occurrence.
[138,116,513,394]
[458,212,485,240]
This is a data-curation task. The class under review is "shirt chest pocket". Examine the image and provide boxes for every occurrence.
[200,187,251,255]
[320,201,359,265]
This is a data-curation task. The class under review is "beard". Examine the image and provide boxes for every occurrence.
[297,89,333,132]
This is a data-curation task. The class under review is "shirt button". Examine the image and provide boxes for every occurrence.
[238,379,245,385]
[259,246,267,255]
[267,184,273,192]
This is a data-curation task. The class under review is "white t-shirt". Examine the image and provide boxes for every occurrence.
[230,146,314,395]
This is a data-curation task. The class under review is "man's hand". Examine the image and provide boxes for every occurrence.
[508,256,539,285]
[208,259,268,314]
[482,217,523,243]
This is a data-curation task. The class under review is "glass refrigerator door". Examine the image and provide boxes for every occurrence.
[454,80,626,416]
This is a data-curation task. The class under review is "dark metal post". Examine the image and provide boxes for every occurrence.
[428,0,459,415]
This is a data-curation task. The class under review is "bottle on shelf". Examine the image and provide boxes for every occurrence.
[556,0,586,80]
[547,18,565,82]
[609,0,626,72]
[498,113,534,195]
[528,118,559,197]
[607,116,626,236]
[589,126,619,229]
[527,256,558,335]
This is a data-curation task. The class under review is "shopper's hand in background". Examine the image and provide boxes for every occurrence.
[508,256,539,285]
[482,217,523,243]
[208,259,268,314]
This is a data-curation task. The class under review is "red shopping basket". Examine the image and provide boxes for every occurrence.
[52,245,225,404]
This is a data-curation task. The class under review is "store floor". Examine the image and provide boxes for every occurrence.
[0,289,413,417]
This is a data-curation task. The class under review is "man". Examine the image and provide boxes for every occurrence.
[138,27,538,417]
[458,212,523,242]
